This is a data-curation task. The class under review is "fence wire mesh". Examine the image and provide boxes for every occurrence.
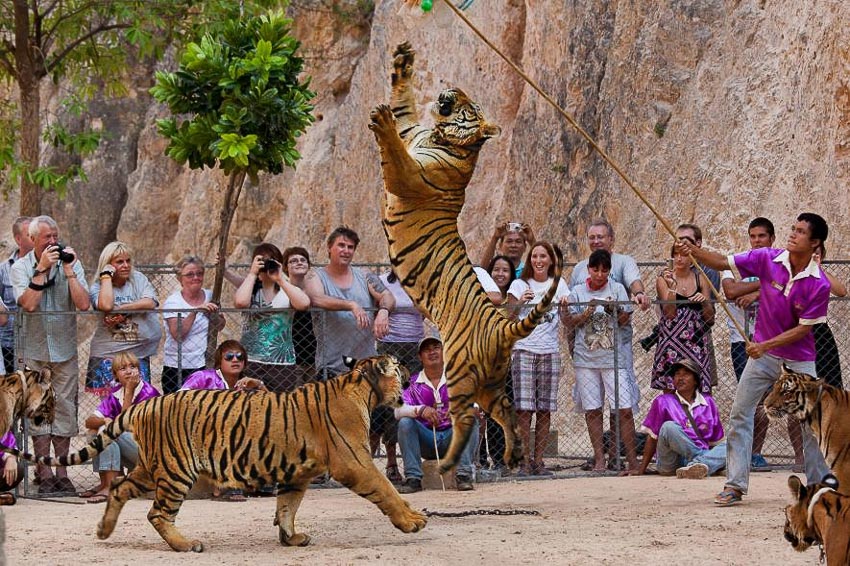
[7,261,848,496]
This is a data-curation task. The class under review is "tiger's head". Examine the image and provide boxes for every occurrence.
[431,88,501,147]
[784,474,839,552]
[21,367,55,426]
[344,355,407,408]
[763,366,821,422]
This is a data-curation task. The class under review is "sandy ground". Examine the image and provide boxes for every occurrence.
[0,471,820,566]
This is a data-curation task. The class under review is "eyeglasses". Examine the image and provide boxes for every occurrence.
[223,352,244,361]
[181,271,205,279]
[287,257,308,265]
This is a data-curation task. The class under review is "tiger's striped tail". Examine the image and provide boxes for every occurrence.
[0,410,132,467]
[507,244,564,341]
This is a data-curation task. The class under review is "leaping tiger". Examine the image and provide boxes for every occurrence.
[0,355,426,552]
[369,42,563,473]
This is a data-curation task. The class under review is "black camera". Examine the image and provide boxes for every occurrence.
[259,258,280,274]
[55,243,75,264]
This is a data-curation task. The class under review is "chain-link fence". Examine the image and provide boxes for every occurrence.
[9,261,848,496]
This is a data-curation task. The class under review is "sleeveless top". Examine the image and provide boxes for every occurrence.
[314,268,378,376]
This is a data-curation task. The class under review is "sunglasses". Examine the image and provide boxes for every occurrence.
[181,271,205,279]
[223,352,244,361]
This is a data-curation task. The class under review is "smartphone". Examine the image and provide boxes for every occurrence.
[665,258,674,271]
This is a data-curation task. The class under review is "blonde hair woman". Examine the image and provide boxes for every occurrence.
[86,241,162,396]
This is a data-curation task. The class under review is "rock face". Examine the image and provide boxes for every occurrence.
[2,0,848,270]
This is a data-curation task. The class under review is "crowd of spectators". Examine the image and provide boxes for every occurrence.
[0,212,845,499]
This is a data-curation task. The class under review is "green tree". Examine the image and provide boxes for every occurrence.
[0,0,277,215]
[150,10,315,305]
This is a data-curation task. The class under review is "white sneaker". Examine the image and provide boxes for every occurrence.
[676,462,709,479]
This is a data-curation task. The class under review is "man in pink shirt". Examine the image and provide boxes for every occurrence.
[677,212,831,506]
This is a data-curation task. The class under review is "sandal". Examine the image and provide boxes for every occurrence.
[86,493,108,504]
[0,492,16,506]
[714,488,743,506]
[78,488,101,499]
[385,464,403,484]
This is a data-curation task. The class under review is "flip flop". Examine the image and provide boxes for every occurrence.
[714,488,743,506]
[86,493,108,504]
[0,492,16,506]
[78,488,100,499]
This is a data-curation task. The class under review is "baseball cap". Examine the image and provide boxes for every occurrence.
[417,336,442,353]
[667,357,701,378]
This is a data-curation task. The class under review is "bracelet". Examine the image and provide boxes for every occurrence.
[28,281,47,291]
[65,273,77,279]
[99,275,113,281]
[378,307,389,314]
[34,267,49,276]
[99,270,114,279]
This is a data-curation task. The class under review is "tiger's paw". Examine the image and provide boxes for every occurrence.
[392,42,415,84]
[391,506,428,533]
[279,530,311,547]
[368,104,397,136]
[169,539,204,553]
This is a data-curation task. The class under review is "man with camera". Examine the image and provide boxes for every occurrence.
[10,215,90,494]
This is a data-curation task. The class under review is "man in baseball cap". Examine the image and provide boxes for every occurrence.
[626,357,727,481]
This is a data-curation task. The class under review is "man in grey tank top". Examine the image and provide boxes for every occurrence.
[305,226,396,379]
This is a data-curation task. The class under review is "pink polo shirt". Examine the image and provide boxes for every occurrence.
[728,247,829,361]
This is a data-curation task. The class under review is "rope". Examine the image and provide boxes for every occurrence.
[436,0,749,345]
[433,422,446,491]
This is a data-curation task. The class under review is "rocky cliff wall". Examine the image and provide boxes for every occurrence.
[1,0,847,273]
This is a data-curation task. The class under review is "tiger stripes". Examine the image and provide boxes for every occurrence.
[1,356,426,552]
[370,42,563,473]
[784,474,850,564]
[764,367,850,495]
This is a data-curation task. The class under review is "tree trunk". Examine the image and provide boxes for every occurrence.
[207,170,247,360]
[14,0,43,216]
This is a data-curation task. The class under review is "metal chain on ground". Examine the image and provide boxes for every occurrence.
[423,508,540,518]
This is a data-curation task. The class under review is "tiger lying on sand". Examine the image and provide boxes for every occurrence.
[1,356,426,552]
[369,42,563,474]
[0,367,54,435]
[784,474,850,565]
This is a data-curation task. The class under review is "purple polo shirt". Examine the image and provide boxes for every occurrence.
[640,392,724,451]
[401,370,452,431]
[181,368,229,391]
[0,431,17,466]
[728,247,829,361]
[94,381,160,420]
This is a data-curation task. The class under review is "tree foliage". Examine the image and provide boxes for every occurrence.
[151,10,315,312]
[151,12,315,182]
[0,0,279,214]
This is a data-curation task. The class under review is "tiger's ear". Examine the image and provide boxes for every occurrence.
[788,475,806,500]
[38,367,52,384]
[482,123,501,139]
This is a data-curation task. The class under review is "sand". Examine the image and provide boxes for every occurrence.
[0,472,818,565]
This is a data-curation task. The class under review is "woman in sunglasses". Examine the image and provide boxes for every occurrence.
[181,340,266,392]
[182,340,263,501]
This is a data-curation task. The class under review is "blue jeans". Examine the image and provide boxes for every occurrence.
[92,432,139,473]
[730,341,748,382]
[397,417,479,479]
[725,355,828,494]
[656,421,726,475]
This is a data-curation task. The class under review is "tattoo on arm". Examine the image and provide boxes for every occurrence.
[366,272,387,294]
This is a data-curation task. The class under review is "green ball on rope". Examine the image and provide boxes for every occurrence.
[421,0,433,11]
